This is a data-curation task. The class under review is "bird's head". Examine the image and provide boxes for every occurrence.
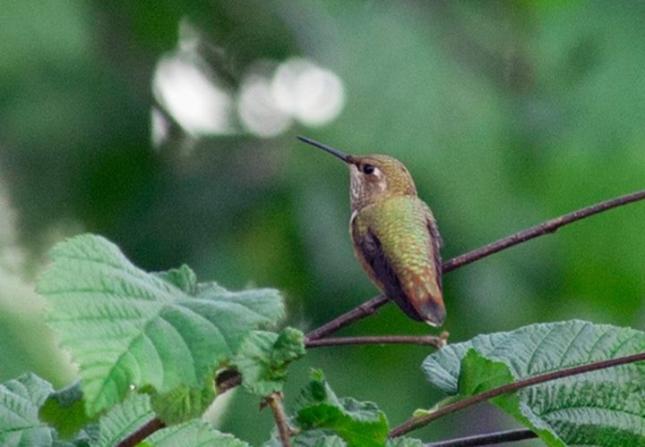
[298,136,417,211]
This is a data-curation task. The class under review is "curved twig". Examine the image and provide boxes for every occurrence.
[306,333,448,349]
[306,190,645,341]
[441,190,645,272]
[117,418,165,447]
[389,352,645,437]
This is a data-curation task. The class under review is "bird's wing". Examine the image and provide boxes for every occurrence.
[352,198,445,325]
[350,211,424,321]
[424,204,443,290]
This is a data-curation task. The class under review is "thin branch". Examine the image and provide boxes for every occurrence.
[266,392,293,447]
[117,417,166,447]
[389,351,645,437]
[305,294,389,341]
[305,190,645,341]
[424,428,536,447]
[442,190,645,272]
[306,333,448,349]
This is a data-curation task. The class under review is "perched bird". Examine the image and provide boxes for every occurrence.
[298,136,445,326]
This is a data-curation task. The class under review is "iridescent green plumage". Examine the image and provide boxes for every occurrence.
[298,136,446,326]
[351,195,443,324]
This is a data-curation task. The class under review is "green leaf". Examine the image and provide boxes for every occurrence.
[235,327,306,396]
[52,434,95,447]
[149,382,214,424]
[95,393,154,447]
[140,420,249,447]
[0,373,55,447]
[265,431,347,447]
[460,350,562,445]
[457,350,514,394]
[154,265,197,295]
[295,432,348,447]
[40,381,93,441]
[296,370,389,447]
[422,320,645,447]
[38,234,284,415]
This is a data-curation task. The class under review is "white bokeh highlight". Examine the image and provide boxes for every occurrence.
[238,74,293,137]
[271,58,345,126]
[152,39,345,141]
[153,55,235,138]
[238,57,345,137]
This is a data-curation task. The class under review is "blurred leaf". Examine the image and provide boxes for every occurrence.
[150,382,214,424]
[54,427,98,447]
[235,327,306,396]
[154,265,197,295]
[308,436,347,447]
[295,370,389,447]
[40,381,93,440]
[422,320,645,446]
[95,393,153,447]
[38,234,285,415]
[264,431,347,447]
[140,420,249,447]
[0,373,55,446]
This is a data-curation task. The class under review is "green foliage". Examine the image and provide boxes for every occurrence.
[281,371,425,446]
[459,350,560,445]
[153,265,198,295]
[265,432,347,447]
[294,370,389,447]
[422,320,645,446]
[38,234,284,416]
[9,234,645,446]
[39,381,93,440]
[295,434,347,447]
[3,2,645,441]
[303,435,347,447]
[139,420,249,447]
[95,393,154,447]
[2,374,154,447]
[0,373,55,446]
[235,327,306,396]
[149,382,215,425]
[457,351,514,395]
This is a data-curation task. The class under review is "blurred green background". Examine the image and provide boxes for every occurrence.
[1,0,644,444]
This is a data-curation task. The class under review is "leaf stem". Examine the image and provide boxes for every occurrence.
[305,333,448,349]
[424,428,536,447]
[266,392,293,447]
[306,190,645,341]
[389,351,645,437]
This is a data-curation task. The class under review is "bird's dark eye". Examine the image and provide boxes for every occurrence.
[361,164,375,174]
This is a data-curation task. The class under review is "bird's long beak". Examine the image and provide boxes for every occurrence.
[297,136,354,164]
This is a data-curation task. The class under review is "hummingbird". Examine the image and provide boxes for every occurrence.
[298,136,445,326]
